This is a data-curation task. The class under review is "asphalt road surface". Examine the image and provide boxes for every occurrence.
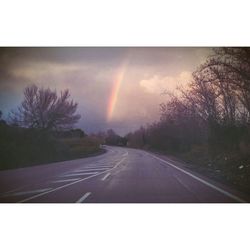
[0,146,248,203]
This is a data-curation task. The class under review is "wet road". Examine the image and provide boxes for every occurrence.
[0,146,248,203]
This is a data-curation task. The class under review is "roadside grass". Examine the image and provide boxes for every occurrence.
[59,136,103,157]
[143,143,250,195]
[176,145,250,195]
[0,123,104,171]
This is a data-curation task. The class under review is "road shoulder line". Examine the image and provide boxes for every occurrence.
[149,153,246,203]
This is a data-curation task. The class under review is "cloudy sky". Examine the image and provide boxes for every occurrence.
[0,47,212,135]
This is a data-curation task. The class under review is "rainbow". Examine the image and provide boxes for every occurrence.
[107,59,128,121]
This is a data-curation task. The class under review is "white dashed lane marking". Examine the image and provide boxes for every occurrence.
[73,168,110,172]
[51,178,80,183]
[76,192,91,203]
[122,152,128,157]
[101,173,111,181]
[18,157,126,203]
[61,172,98,177]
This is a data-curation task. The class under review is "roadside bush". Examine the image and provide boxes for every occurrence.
[0,123,102,170]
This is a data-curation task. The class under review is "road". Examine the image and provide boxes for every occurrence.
[0,146,248,203]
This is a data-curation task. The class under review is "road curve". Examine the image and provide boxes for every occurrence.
[0,146,248,203]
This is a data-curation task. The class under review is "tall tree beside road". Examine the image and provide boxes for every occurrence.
[127,47,250,163]
[200,48,250,122]
[10,85,81,131]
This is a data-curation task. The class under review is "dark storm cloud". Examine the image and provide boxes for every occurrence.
[0,47,128,69]
[0,47,211,70]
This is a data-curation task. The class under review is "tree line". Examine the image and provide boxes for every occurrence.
[126,48,250,171]
[0,85,103,170]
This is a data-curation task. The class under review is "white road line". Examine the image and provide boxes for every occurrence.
[1,187,25,196]
[149,153,246,203]
[73,168,110,172]
[84,167,111,169]
[51,178,80,183]
[122,152,128,157]
[4,188,52,197]
[101,173,111,181]
[18,157,126,203]
[94,163,110,165]
[81,165,109,168]
[76,192,91,203]
[61,172,98,177]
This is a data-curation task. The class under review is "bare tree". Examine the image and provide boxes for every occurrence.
[200,48,250,122]
[10,85,81,130]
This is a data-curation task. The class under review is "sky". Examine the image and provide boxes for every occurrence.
[0,47,212,135]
